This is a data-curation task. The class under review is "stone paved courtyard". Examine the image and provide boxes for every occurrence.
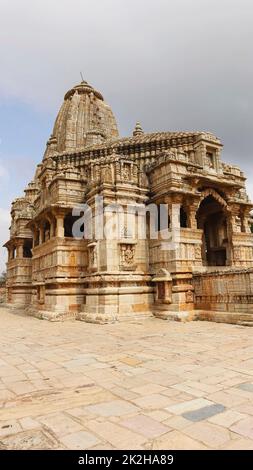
[1,307,253,450]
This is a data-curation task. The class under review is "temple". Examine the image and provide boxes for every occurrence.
[3,80,253,324]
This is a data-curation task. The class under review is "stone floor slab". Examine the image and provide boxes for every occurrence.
[59,431,100,449]
[85,400,139,417]
[208,409,247,427]
[165,398,213,415]
[230,416,253,439]
[37,412,84,437]
[153,430,208,450]
[1,307,253,449]
[237,383,253,393]
[183,422,232,448]
[182,404,225,422]
[120,414,170,438]
[85,420,146,449]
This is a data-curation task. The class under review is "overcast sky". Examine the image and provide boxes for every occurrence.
[0,0,253,271]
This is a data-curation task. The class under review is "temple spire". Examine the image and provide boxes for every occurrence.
[133,121,144,137]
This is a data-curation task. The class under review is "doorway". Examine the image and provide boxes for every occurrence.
[197,195,229,266]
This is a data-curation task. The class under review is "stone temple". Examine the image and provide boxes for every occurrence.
[3,80,253,324]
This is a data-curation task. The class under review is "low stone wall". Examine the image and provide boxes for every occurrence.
[193,268,253,313]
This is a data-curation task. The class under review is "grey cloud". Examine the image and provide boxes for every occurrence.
[0,0,252,191]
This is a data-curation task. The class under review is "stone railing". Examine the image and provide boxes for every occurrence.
[32,238,88,282]
[6,259,33,285]
[193,268,253,313]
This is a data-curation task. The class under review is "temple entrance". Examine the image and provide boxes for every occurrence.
[197,194,229,266]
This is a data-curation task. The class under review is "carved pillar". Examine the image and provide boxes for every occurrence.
[241,209,251,234]
[11,246,15,259]
[229,204,240,234]
[33,228,38,247]
[56,213,65,238]
[31,225,38,248]
[167,195,182,230]
[171,204,180,229]
[186,203,198,229]
[39,225,44,245]
[44,214,55,240]
[7,247,12,261]
[227,205,239,266]
[31,228,35,248]
[16,240,24,259]
[50,217,56,238]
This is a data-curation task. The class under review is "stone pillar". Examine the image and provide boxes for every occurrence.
[31,229,35,248]
[39,225,44,245]
[166,194,184,230]
[50,218,55,238]
[31,227,36,248]
[187,204,198,229]
[33,229,37,248]
[16,240,24,259]
[11,247,15,259]
[229,205,240,234]
[226,206,239,266]
[241,211,251,234]
[170,202,181,229]
[56,213,65,238]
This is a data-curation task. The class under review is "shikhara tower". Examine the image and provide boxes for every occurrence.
[4,81,253,323]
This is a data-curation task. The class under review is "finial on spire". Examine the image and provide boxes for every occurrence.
[80,71,85,83]
[133,122,144,137]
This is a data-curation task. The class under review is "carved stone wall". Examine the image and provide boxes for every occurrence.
[193,268,253,313]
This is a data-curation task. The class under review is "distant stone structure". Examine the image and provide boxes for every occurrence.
[3,81,253,323]
[0,276,6,304]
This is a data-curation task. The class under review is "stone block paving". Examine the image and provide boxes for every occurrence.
[1,306,253,449]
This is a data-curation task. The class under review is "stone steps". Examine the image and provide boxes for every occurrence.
[196,309,253,326]
[153,305,197,322]
[153,306,253,326]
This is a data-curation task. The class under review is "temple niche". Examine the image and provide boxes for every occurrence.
[3,80,253,324]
